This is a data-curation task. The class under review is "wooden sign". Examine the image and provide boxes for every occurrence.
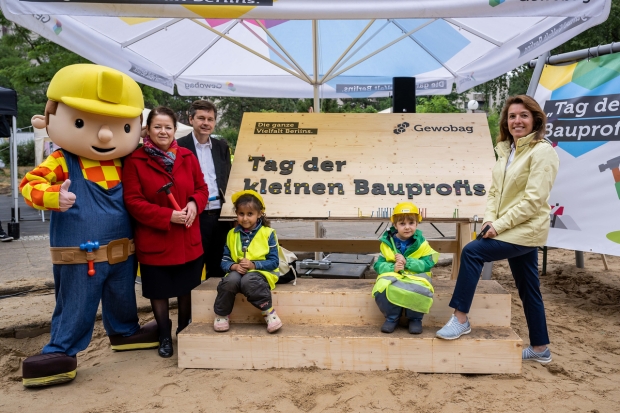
[221,113,495,219]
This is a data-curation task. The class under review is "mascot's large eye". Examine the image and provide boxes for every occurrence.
[124,124,131,133]
[75,119,84,128]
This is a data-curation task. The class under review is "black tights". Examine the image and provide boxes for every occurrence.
[150,293,192,340]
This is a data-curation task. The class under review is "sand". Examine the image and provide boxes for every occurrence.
[1,248,619,413]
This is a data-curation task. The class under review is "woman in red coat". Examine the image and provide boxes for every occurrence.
[123,106,209,358]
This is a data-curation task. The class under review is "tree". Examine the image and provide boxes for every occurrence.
[473,1,620,109]
[0,10,89,128]
[416,95,462,113]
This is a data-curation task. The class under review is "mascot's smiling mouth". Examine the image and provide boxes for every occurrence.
[92,146,115,153]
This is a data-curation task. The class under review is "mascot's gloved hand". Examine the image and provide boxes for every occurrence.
[59,179,76,212]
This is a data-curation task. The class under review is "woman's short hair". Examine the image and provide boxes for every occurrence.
[146,106,177,128]
[498,95,546,144]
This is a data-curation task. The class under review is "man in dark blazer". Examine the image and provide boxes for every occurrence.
[177,100,232,279]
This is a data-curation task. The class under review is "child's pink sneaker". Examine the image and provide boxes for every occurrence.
[213,315,230,332]
[264,311,282,333]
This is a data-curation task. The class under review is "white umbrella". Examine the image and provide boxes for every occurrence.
[0,0,611,112]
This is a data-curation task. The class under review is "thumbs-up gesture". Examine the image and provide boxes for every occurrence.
[59,179,76,212]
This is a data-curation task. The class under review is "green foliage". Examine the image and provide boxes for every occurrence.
[416,95,462,113]
[0,10,89,128]
[215,126,240,151]
[294,97,390,113]
[551,1,620,55]
[0,140,36,166]
[472,1,620,109]
[486,110,500,149]
[217,97,298,130]
[140,85,196,124]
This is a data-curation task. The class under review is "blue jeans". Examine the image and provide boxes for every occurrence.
[374,290,424,323]
[449,238,550,346]
[43,258,139,357]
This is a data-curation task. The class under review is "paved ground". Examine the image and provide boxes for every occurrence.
[0,192,49,237]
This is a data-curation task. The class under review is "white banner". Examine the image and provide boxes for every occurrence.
[534,53,620,256]
[2,0,609,19]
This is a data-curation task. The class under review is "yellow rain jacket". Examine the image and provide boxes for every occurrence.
[484,132,560,247]
[226,226,280,289]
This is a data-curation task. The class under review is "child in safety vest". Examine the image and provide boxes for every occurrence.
[213,190,283,333]
[372,202,438,334]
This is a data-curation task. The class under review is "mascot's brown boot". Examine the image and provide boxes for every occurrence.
[108,320,160,351]
[22,353,77,388]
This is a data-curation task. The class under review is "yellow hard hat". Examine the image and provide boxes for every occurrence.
[231,190,265,212]
[47,64,144,118]
[391,202,422,223]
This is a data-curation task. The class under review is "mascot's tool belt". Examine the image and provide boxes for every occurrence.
[50,238,135,265]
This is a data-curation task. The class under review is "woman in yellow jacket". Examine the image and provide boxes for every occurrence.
[436,95,559,365]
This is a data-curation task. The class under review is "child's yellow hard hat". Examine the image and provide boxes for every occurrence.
[47,64,144,118]
[231,190,265,212]
[391,202,422,223]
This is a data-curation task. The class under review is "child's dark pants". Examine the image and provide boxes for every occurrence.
[214,271,272,316]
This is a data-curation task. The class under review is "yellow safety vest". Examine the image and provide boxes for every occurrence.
[226,226,280,290]
[371,240,438,314]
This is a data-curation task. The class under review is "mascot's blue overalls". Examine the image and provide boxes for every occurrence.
[45,150,138,355]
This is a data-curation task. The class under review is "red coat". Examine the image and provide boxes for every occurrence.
[123,146,209,266]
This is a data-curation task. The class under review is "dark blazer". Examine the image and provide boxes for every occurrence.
[177,132,232,204]
[123,147,209,266]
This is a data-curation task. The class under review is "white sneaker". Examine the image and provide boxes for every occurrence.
[213,315,229,332]
[264,311,282,333]
[436,315,471,340]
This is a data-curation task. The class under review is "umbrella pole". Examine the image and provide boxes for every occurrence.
[11,116,18,223]
[312,20,320,113]
[313,85,320,114]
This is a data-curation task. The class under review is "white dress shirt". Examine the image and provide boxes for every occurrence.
[192,132,221,210]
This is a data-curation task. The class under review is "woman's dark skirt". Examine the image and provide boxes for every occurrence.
[140,256,203,299]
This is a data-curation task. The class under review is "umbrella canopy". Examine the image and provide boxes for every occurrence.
[0,0,611,99]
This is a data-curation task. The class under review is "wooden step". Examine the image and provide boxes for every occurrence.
[178,323,522,374]
[192,278,511,327]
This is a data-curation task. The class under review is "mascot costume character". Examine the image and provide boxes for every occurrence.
[19,64,159,387]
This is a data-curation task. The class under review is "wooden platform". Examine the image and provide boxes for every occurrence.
[191,278,511,327]
[181,278,522,373]
[178,323,522,374]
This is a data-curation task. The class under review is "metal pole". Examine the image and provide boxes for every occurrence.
[526,51,550,97]
[314,85,320,114]
[314,221,324,261]
[312,20,320,113]
[11,116,18,222]
[529,42,620,68]
[575,251,585,269]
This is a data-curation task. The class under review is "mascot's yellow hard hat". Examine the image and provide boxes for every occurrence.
[47,64,144,118]
[391,202,422,223]
[231,190,266,212]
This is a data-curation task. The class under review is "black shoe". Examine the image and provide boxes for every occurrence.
[158,337,173,358]
[381,320,398,334]
[408,319,423,334]
[0,231,13,242]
